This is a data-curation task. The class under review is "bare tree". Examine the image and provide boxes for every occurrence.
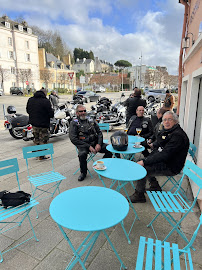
[40,70,53,88]
[17,69,33,90]
[0,67,10,92]
[58,72,70,88]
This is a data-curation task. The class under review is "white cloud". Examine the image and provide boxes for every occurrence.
[1,0,185,74]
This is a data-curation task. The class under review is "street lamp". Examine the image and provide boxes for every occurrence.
[139,52,142,89]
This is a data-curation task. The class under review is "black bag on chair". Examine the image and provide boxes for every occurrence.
[0,190,31,209]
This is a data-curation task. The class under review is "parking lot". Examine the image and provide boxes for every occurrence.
[0,92,201,270]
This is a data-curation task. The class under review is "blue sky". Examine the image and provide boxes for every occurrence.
[1,0,184,74]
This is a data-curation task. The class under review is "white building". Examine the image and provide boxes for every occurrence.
[0,15,40,94]
[73,58,95,74]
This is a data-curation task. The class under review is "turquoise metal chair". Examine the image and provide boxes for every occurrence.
[98,122,110,143]
[22,143,66,218]
[146,160,202,247]
[0,158,39,262]
[161,143,197,201]
[135,214,202,270]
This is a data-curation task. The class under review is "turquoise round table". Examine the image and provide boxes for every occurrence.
[128,135,145,144]
[93,158,147,244]
[107,143,145,160]
[49,186,128,269]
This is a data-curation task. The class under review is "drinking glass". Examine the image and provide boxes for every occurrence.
[136,128,142,136]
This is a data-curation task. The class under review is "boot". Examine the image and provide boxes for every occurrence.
[129,190,146,203]
[78,173,86,181]
[146,180,162,192]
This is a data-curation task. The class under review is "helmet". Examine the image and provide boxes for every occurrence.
[7,105,16,114]
[110,131,128,151]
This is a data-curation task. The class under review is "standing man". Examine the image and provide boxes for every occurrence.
[69,104,112,181]
[49,90,59,110]
[26,87,54,160]
[129,111,189,203]
[124,87,147,125]
[163,89,174,111]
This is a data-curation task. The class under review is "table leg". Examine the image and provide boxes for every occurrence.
[57,224,100,270]
[102,230,127,269]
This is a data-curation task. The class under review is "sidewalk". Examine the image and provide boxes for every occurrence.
[0,133,202,270]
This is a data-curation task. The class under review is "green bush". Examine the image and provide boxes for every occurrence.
[57,88,67,94]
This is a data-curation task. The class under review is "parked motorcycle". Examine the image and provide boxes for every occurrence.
[22,104,72,141]
[4,106,30,139]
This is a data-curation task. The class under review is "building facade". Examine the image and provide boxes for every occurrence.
[0,16,40,94]
[73,58,95,73]
[179,0,202,209]
[38,48,76,92]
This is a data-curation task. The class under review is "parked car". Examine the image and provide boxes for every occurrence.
[145,89,166,102]
[73,91,100,103]
[10,87,24,95]
[94,86,106,93]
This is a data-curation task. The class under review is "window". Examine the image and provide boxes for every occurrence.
[18,25,23,31]
[27,28,32,34]
[8,51,14,59]
[8,37,12,46]
[25,41,29,49]
[26,54,30,62]
[11,67,15,74]
[5,22,10,28]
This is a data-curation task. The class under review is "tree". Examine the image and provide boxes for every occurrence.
[73,48,94,61]
[76,70,85,78]
[40,70,53,88]
[0,67,10,92]
[17,69,33,90]
[114,60,132,67]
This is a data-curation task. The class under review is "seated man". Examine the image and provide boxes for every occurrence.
[127,106,153,156]
[69,105,112,181]
[129,111,189,203]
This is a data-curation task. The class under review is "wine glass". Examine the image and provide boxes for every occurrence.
[136,128,142,136]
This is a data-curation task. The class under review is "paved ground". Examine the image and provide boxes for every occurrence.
[0,93,202,270]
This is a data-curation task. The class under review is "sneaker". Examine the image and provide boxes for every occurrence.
[129,191,146,203]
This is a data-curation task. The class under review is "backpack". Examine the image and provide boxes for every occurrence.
[0,190,31,209]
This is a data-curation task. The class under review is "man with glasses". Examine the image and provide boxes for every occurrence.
[129,111,189,203]
[69,105,112,181]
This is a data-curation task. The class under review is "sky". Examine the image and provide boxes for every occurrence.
[1,0,184,75]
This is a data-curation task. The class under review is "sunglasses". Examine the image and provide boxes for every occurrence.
[78,110,86,113]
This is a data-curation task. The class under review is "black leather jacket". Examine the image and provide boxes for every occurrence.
[123,96,146,118]
[69,118,103,148]
[127,115,153,139]
[144,124,189,174]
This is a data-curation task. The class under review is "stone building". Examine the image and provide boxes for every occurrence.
[0,15,40,94]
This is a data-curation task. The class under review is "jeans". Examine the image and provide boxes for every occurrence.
[77,143,112,174]
[136,162,176,193]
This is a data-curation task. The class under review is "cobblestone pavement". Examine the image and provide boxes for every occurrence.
[0,93,201,270]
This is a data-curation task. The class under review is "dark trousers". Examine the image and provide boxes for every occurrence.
[136,162,176,193]
[77,143,112,174]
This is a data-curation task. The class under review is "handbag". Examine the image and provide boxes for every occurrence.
[0,190,31,209]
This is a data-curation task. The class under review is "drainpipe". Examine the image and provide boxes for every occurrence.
[177,0,189,115]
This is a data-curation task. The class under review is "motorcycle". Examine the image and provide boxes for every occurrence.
[4,105,30,139]
[22,104,72,141]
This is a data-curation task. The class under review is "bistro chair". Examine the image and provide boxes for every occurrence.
[161,143,197,201]
[98,122,110,143]
[22,143,66,218]
[0,158,39,262]
[135,213,202,270]
[146,160,202,248]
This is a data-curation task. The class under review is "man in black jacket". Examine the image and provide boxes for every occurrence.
[26,88,54,159]
[124,88,146,125]
[69,105,112,181]
[127,106,153,156]
[129,111,189,203]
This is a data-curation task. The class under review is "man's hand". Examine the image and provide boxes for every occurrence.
[137,160,144,167]
[89,146,96,154]
[95,144,101,152]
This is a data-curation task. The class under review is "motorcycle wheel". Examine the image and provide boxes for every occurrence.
[9,128,23,139]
